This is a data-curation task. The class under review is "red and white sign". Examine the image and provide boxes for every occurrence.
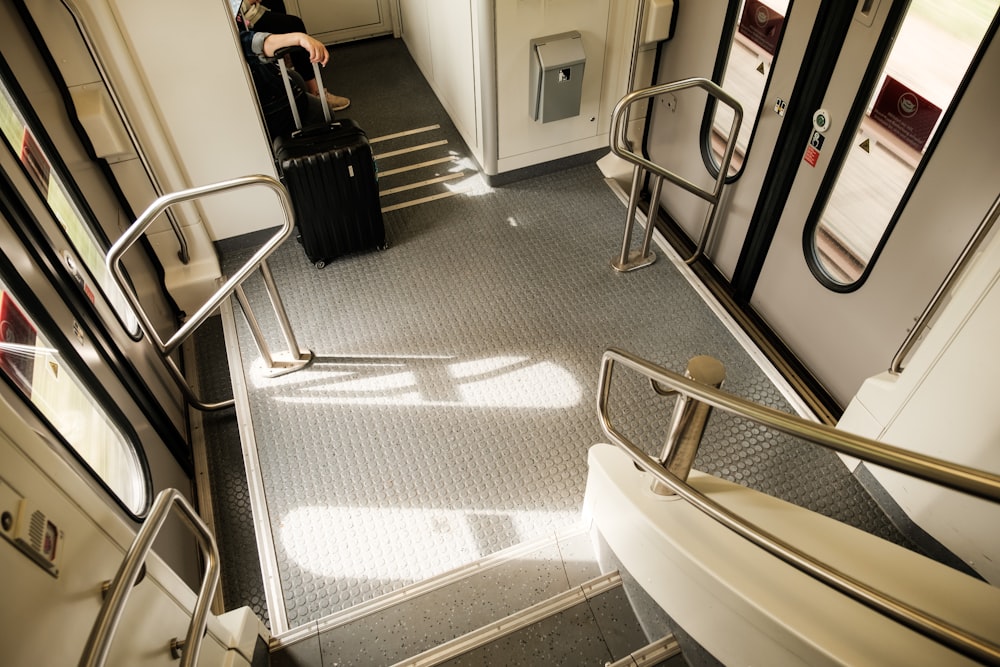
[738,0,785,56]
[803,131,824,167]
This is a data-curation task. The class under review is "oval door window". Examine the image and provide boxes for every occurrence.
[809,0,999,286]
[0,279,149,514]
[704,0,791,178]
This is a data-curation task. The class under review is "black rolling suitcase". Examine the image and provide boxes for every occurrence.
[272,53,386,268]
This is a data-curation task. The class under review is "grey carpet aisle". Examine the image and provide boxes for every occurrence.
[202,36,916,630]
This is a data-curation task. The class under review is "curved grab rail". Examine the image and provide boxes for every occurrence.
[107,174,299,411]
[108,175,295,357]
[609,79,743,266]
[890,191,1000,374]
[79,489,220,667]
[597,348,1000,665]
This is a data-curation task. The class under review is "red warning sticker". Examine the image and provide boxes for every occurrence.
[804,145,819,167]
[803,130,824,167]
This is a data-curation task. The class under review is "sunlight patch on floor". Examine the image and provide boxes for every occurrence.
[279,504,580,581]
[250,354,583,409]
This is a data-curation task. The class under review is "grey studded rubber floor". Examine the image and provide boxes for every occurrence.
[202,36,920,630]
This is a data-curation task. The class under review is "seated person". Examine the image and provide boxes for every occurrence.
[241,30,335,139]
[239,0,349,111]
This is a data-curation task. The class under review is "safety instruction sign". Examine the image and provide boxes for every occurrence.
[804,131,824,167]
[870,76,941,151]
[738,0,785,55]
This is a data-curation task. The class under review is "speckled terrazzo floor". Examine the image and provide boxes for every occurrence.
[202,35,922,641]
[269,529,661,666]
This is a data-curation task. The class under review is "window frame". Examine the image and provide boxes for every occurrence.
[700,0,794,182]
[0,250,152,518]
[0,56,143,340]
[802,4,1000,292]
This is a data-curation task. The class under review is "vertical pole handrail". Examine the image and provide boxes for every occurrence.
[106,174,309,411]
[79,489,220,667]
[60,0,191,265]
[233,284,276,368]
[616,164,645,267]
[890,192,1000,374]
[620,0,649,154]
[596,348,1000,664]
[649,355,726,495]
[259,259,305,357]
[609,78,742,270]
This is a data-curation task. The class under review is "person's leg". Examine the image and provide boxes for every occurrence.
[252,10,352,111]
[251,8,304,34]
[323,90,351,111]
[299,91,329,127]
[260,0,288,14]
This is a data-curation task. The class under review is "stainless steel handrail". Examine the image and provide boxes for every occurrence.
[79,489,220,667]
[597,348,1000,665]
[107,174,306,411]
[618,0,650,155]
[890,191,1000,374]
[108,175,294,357]
[60,0,190,265]
[609,79,742,269]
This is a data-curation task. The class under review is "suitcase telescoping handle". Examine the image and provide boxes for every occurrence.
[274,46,332,131]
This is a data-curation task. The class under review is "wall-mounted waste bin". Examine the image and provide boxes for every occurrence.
[529,31,586,123]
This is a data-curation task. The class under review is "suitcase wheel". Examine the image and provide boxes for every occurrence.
[315,259,327,269]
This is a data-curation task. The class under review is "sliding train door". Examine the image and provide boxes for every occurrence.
[649,0,999,410]
[740,0,1000,406]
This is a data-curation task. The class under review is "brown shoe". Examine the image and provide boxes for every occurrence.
[325,93,351,111]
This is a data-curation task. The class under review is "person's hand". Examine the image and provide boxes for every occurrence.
[262,32,329,67]
[294,33,329,65]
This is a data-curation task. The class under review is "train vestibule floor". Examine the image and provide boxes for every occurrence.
[194,36,918,636]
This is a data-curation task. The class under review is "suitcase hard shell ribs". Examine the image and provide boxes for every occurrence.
[272,52,386,268]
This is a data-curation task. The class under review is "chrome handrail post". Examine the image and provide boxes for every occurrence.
[689,102,742,265]
[259,259,308,362]
[79,489,220,667]
[608,79,742,268]
[164,353,235,412]
[613,164,646,270]
[596,347,1000,665]
[620,0,649,154]
[651,355,726,495]
[233,285,276,368]
[638,173,664,261]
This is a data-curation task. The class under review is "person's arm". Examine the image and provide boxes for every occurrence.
[239,29,259,58]
[260,32,329,66]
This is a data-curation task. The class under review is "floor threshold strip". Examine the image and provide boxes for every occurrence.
[370,124,441,144]
[606,635,682,667]
[388,572,623,667]
[375,140,449,161]
[267,526,590,647]
[379,172,466,197]
[378,156,460,178]
[381,190,461,213]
